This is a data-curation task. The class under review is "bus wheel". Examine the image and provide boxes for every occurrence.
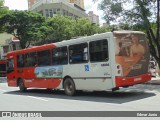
[64,78,76,96]
[19,79,27,92]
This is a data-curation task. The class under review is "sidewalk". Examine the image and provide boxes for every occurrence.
[145,76,160,85]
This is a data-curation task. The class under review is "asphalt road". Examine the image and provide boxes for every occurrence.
[0,81,160,120]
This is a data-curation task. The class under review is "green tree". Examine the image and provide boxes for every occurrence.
[44,16,100,43]
[94,0,160,65]
[98,25,111,33]
[0,0,8,16]
[74,18,99,36]
[27,22,53,45]
[0,10,45,48]
[46,15,75,42]
[0,0,9,32]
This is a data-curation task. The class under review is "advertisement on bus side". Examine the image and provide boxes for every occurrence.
[34,66,63,78]
[114,33,150,77]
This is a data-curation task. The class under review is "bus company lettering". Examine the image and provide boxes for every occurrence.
[101,63,109,67]
[134,77,142,81]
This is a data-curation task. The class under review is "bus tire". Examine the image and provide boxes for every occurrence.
[19,79,27,92]
[64,78,76,96]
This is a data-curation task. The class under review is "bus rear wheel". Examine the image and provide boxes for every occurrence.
[64,78,76,96]
[19,79,27,92]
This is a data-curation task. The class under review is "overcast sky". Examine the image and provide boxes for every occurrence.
[4,0,105,24]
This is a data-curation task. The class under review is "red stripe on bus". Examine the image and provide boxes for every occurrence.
[115,72,151,87]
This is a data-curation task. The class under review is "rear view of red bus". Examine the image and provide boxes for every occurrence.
[113,31,151,88]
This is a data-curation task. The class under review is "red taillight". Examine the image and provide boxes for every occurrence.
[116,64,122,75]
[117,65,120,69]
[118,70,121,74]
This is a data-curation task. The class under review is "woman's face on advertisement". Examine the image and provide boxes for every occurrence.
[131,35,138,44]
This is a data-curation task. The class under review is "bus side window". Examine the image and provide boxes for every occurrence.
[69,43,88,64]
[7,59,14,73]
[17,54,24,68]
[89,39,109,62]
[37,50,51,66]
[24,54,30,67]
[24,52,37,67]
[52,46,68,65]
[8,60,14,69]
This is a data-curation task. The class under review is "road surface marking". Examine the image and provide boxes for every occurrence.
[27,96,48,101]
[0,89,7,92]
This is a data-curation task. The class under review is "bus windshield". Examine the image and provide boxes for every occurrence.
[0,64,6,71]
[0,60,6,77]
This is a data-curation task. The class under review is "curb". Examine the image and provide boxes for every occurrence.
[143,78,160,85]
[144,82,160,85]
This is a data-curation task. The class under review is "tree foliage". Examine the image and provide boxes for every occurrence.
[74,18,100,36]
[37,16,101,44]
[0,0,8,16]
[0,10,106,48]
[98,25,111,33]
[95,0,160,65]
[0,10,45,48]
[0,0,8,32]
[46,15,75,42]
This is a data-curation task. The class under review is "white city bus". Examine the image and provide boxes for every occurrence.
[7,31,151,96]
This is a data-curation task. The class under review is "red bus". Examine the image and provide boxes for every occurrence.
[0,59,6,77]
[6,31,151,96]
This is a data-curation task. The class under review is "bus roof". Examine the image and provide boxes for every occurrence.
[7,44,55,55]
[113,30,145,34]
[7,31,145,55]
[54,31,145,47]
[54,32,113,47]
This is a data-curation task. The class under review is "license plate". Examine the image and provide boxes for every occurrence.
[134,77,142,81]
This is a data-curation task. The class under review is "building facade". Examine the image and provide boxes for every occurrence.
[28,0,37,8]
[28,0,87,19]
[28,0,84,9]
[67,0,84,9]
[0,35,20,59]
[88,11,99,25]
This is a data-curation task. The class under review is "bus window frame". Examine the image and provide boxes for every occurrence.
[37,49,52,66]
[69,42,89,64]
[17,54,25,68]
[89,39,109,63]
[6,58,14,74]
[24,52,38,68]
[52,46,68,65]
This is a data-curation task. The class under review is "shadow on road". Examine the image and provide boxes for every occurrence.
[4,86,156,104]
